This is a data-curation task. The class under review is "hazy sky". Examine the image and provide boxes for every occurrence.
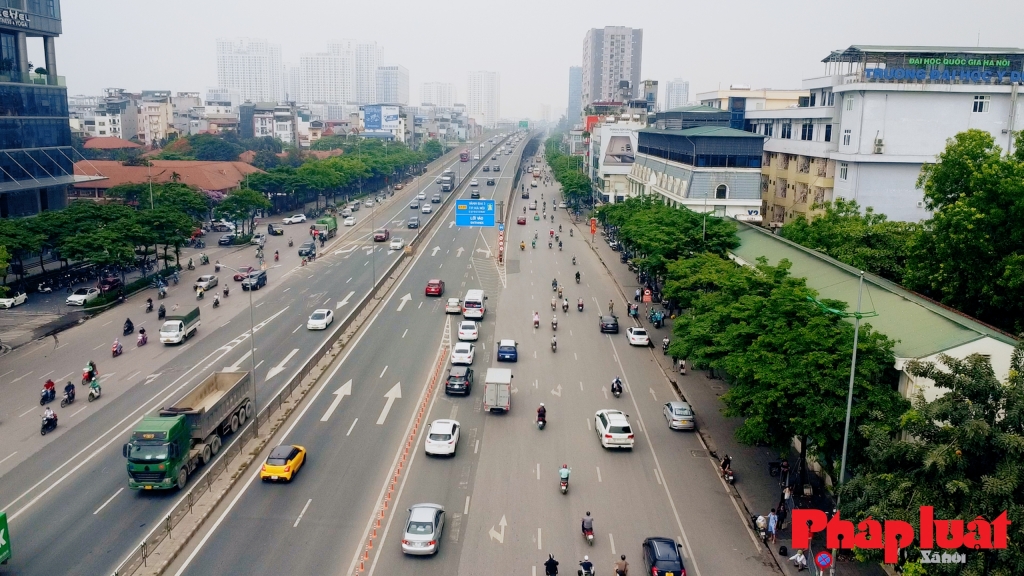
[44,0,1024,119]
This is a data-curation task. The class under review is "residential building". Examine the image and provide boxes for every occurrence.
[652,105,731,130]
[467,71,500,128]
[82,97,138,141]
[204,88,240,114]
[285,64,301,103]
[138,93,175,147]
[0,0,89,217]
[627,125,765,222]
[300,44,354,105]
[567,66,583,126]
[354,41,382,104]
[539,104,551,123]
[748,45,1024,225]
[216,37,284,102]
[420,82,456,107]
[663,78,689,110]
[581,26,643,107]
[641,80,658,112]
[697,86,806,131]
[376,64,409,105]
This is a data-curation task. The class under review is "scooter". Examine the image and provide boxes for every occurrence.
[612,380,623,398]
[752,514,768,544]
[38,282,53,293]
[288,237,294,247]
[551,318,558,331]
[213,295,220,308]
[158,305,166,320]
[123,323,134,336]
[663,340,670,355]
[583,528,594,546]
[60,389,75,408]
[137,331,148,346]
[40,387,56,405]
[146,300,153,313]
[533,317,540,329]
[88,383,102,402]
[721,455,735,484]
[223,286,230,298]
[572,256,576,266]
[562,302,569,313]
[537,416,546,430]
[551,339,557,352]
[112,340,123,358]
[559,478,569,494]
[196,289,205,301]
[40,414,57,435]
[577,300,584,312]
[569,229,573,237]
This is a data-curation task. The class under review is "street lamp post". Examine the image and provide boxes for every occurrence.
[218,264,260,434]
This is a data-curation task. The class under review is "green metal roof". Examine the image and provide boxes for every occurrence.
[640,126,765,138]
[730,222,1017,359]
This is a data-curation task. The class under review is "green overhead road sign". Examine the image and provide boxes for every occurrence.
[519,120,529,128]
[0,512,11,564]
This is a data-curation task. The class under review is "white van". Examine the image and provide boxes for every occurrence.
[462,289,487,319]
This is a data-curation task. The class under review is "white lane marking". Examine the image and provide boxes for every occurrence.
[536,463,540,480]
[346,418,358,436]
[254,360,264,370]
[402,329,408,338]
[0,369,13,379]
[474,439,479,454]
[93,487,124,515]
[464,496,471,515]
[323,298,331,305]
[0,452,18,466]
[125,370,141,381]
[379,366,388,379]
[38,370,54,380]
[283,287,291,292]
[293,498,313,528]
[596,467,602,482]
[254,302,264,308]
[18,407,35,418]
[292,325,302,334]
[654,468,663,485]
[580,381,583,391]
[102,321,112,326]
[347,277,352,283]
[11,371,33,382]
[586,418,591,431]
[538,527,542,550]
[70,406,88,418]
[609,533,617,555]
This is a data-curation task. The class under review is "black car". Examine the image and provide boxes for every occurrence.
[267,223,284,236]
[218,234,236,246]
[599,315,619,334]
[642,537,686,575]
[470,190,481,199]
[486,179,495,186]
[522,191,529,199]
[444,366,474,395]
[298,241,317,257]
[408,216,420,229]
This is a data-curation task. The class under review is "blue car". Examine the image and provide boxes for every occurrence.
[496,339,518,362]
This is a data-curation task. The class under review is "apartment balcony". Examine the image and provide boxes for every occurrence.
[0,72,66,87]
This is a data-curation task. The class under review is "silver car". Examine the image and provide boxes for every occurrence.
[401,503,445,555]
[663,401,696,430]
[193,274,218,290]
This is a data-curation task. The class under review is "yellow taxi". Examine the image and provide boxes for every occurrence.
[260,444,306,482]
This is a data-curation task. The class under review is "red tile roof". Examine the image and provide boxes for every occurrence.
[83,137,143,150]
[73,160,263,192]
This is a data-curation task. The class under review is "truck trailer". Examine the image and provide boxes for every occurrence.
[123,371,252,490]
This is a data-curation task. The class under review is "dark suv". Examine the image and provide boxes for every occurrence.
[444,366,474,395]
[241,270,267,291]
[642,537,685,575]
[98,276,123,293]
[599,315,619,334]
[298,241,317,257]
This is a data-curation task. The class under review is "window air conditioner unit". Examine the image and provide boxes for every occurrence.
[873,138,884,154]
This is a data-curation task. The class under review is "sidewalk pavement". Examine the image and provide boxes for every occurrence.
[566,209,885,576]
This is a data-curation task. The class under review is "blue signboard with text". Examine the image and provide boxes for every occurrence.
[455,199,495,227]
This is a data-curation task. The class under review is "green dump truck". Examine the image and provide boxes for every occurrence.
[314,216,337,239]
[123,371,252,490]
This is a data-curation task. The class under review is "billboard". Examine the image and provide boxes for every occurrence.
[364,105,400,130]
[598,125,638,173]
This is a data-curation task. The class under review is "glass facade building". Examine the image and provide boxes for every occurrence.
[0,0,76,217]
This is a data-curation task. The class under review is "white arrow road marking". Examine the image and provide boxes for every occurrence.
[396,293,412,311]
[226,349,255,372]
[489,515,507,543]
[449,221,455,228]
[265,348,300,381]
[144,373,162,385]
[334,246,357,255]
[456,247,464,257]
[550,384,562,397]
[320,380,352,422]
[475,248,491,257]
[336,291,355,309]
[376,382,402,425]
[649,388,657,401]
[431,246,441,256]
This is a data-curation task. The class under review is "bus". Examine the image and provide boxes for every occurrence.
[460,150,470,162]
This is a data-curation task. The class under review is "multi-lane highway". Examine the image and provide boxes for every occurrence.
[0,135,509,576]
[164,136,767,576]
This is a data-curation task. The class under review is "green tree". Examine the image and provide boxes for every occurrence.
[837,343,1024,575]
[214,188,271,234]
[780,199,921,284]
[189,133,244,161]
[422,139,443,161]
[251,149,281,171]
[0,245,9,296]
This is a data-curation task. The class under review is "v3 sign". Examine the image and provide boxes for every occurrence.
[455,199,496,227]
[0,512,10,564]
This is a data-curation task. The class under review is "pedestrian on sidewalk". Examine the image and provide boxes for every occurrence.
[784,484,795,519]
[788,549,807,571]
[776,492,789,529]
[767,508,778,544]
[635,288,641,302]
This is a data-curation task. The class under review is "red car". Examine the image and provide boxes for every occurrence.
[425,279,445,296]
[233,266,256,281]
[517,216,527,225]
[373,229,390,242]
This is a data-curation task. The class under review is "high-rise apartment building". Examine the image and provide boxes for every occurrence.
[285,64,301,103]
[299,44,355,105]
[664,78,690,110]
[567,66,583,126]
[216,38,284,102]
[376,65,409,105]
[354,41,382,104]
[0,0,80,217]
[581,27,643,106]
[420,82,457,107]
[467,71,500,128]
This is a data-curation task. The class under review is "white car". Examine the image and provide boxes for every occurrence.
[450,342,475,365]
[421,204,432,214]
[390,238,405,251]
[457,320,478,341]
[445,297,461,314]
[626,327,651,347]
[307,308,334,330]
[193,274,218,290]
[0,292,27,309]
[282,214,306,224]
[473,155,480,160]
[470,179,479,186]
[559,202,567,209]
[595,409,635,449]
[364,200,374,208]
[251,233,266,246]
[424,419,461,456]
[344,216,356,226]
[66,287,100,306]
[417,192,426,200]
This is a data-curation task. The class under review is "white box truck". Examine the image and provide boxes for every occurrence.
[483,368,512,412]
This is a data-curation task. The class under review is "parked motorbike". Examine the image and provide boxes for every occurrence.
[39,387,56,405]
[40,414,58,435]
[752,514,768,544]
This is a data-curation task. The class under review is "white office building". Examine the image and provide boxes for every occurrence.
[746,45,1024,224]
[568,66,583,126]
[581,26,643,106]
[376,65,410,105]
[299,44,355,105]
[664,78,690,110]
[420,82,457,107]
[216,38,284,102]
[355,41,382,104]
[467,71,500,128]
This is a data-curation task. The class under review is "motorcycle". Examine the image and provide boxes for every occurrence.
[146,300,154,313]
[199,253,210,265]
[137,331,148,346]
[583,528,594,546]
[213,295,220,308]
[558,243,562,251]
[158,305,166,320]
[215,261,221,272]
[123,323,134,336]
[575,275,580,284]
[196,289,205,300]
[548,241,552,249]
[60,389,75,408]
[559,478,569,494]
[533,317,540,329]
[88,383,102,402]
[562,302,569,313]
[572,256,576,266]
[551,339,557,352]
[40,415,57,435]
[186,260,195,271]
[551,318,558,331]
[537,416,546,430]
[223,286,230,298]
[112,340,123,358]
[663,339,670,355]
[720,455,735,485]
[38,282,53,293]
[288,237,294,247]
[569,229,573,237]
[612,379,623,398]
[577,300,584,312]
[40,387,56,405]
[752,514,768,544]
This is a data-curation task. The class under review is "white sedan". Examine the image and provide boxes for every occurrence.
[389,237,405,251]
[421,204,432,214]
[417,192,426,200]
[626,327,651,347]
[344,216,356,226]
[424,419,461,456]
[282,214,306,224]
[0,292,27,309]
[66,287,100,306]
[457,320,478,341]
[307,308,334,330]
[470,179,479,186]
[450,342,475,365]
